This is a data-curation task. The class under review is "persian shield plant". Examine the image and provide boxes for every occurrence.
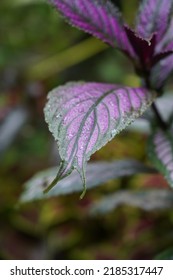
[31,0,173,199]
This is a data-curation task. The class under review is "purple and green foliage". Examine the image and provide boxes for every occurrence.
[148,128,173,188]
[49,0,173,79]
[49,0,135,57]
[42,0,173,197]
[136,0,173,43]
[44,82,154,197]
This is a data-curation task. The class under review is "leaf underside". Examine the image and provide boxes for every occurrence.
[20,159,156,203]
[148,128,173,188]
[44,82,155,196]
[151,54,173,89]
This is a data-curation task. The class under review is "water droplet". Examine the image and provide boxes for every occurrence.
[78,107,84,113]
[68,131,75,138]
[111,129,117,138]
[109,101,114,107]
[80,143,85,150]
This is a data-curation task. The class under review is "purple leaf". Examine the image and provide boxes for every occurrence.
[44,82,155,197]
[156,19,173,52]
[148,128,173,188]
[125,26,156,69]
[151,54,173,89]
[136,0,173,43]
[125,27,173,70]
[152,50,173,66]
[48,0,135,57]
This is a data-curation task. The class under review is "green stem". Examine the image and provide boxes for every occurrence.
[43,174,59,194]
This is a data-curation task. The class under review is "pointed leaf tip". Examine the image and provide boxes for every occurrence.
[44,82,155,194]
[20,160,156,203]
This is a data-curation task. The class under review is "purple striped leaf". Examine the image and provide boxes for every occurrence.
[124,26,156,69]
[136,0,173,43]
[151,54,173,89]
[90,190,173,214]
[148,128,173,188]
[48,0,135,58]
[156,19,173,53]
[44,82,155,197]
[125,27,173,71]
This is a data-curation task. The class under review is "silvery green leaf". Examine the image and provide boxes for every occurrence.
[90,190,173,215]
[20,160,155,203]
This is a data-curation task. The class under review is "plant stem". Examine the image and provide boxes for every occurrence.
[151,102,168,130]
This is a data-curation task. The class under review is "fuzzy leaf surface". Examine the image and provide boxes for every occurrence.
[148,128,173,188]
[136,0,173,42]
[49,0,135,57]
[20,160,156,203]
[44,82,155,193]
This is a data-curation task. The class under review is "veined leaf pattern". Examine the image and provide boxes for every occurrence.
[136,0,173,42]
[151,54,173,89]
[148,128,173,187]
[156,19,173,52]
[44,82,155,197]
[49,0,135,57]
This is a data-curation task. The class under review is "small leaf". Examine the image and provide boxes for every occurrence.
[136,0,173,42]
[90,190,173,215]
[20,160,156,203]
[148,128,173,187]
[48,0,135,57]
[151,54,173,89]
[151,17,173,89]
[125,27,173,70]
[156,18,173,53]
[44,82,155,196]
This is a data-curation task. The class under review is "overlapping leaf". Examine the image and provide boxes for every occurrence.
[151,54,173,89]
[148,128,173,187]
[156,19,173,52]
[44,82,155,196]
[151,16,173,89]
[124,26,156,68]
[20,160,156,203]
[136,0,173,42]
[49,0,135,57]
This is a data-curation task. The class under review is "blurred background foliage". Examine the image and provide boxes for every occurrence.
[1,0,173,260]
